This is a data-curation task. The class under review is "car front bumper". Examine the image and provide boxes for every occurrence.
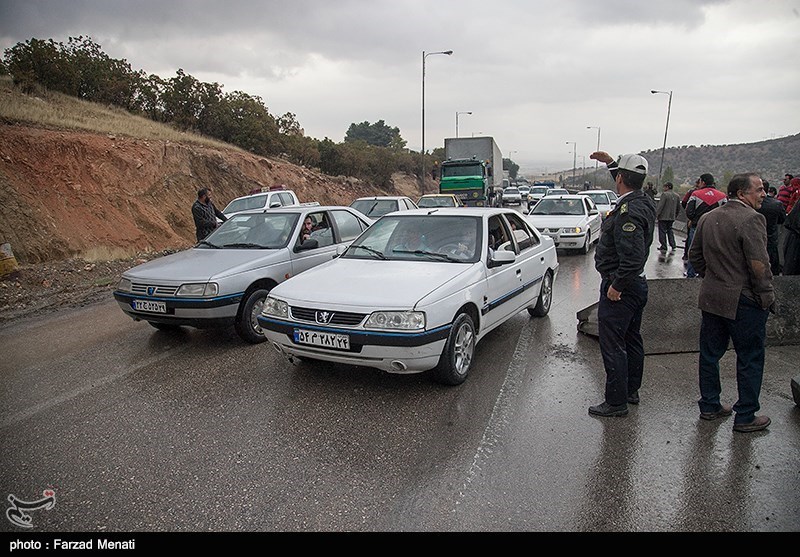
[113,290,241,327]
[258,315,450,373]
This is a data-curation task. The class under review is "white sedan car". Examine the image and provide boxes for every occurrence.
[577,189,618,220]
[258,208,559,385]
[526,194,601,254]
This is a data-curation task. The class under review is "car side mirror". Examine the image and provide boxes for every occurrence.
[269,201,281,208]
[590,209,599,215]
[488,249,515,268]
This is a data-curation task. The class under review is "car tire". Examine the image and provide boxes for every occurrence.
[581,231,591,254]
[149,322,179,331]
[234,288,270,344]
[528,270,553,317]
[432,312,476,386]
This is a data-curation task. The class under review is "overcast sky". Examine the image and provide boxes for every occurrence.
[1,0,799,173]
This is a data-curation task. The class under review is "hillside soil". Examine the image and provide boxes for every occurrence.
[0,124,432,325]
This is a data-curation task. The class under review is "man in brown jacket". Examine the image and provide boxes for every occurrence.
[688,173,774,433]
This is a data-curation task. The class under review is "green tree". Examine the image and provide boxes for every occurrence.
[345,119,405,149]
[662,165,675,185]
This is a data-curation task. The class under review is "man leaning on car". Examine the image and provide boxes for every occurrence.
[192,187,227,241]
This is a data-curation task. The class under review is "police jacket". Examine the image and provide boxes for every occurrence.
[595,186,656,293]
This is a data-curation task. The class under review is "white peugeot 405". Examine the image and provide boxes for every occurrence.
[258,208,559,385]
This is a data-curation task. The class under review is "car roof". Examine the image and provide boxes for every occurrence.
[385,207,518,218]
[537,194,590,200]
[229,204,363,216]
[419,194,456,198]
[352,196,410,201]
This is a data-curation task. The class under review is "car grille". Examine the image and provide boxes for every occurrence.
[131,283,179,296]
[538,228,561,234]
[290,306,366,326]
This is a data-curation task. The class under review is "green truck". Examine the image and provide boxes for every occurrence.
[439,137,503,207]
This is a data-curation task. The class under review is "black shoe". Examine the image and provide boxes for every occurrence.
[699,404,733,421]
[627,391,640,405]
[658,246,667,252]
[588,401,628,417]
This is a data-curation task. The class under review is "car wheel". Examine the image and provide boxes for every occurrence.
[528,270,553,317]
[149,322,179,331]
[234,288,270,344]
[581,231,591,254]
[432,313,476,386]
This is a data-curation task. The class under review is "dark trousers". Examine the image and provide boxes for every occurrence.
[685,226,698,277]
[658,220,676,250]
[698,295,768,424]
[598,277,648,406]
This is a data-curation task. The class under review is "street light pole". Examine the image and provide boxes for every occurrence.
[651,90,673,188]
[421,49,453,195]
[566,141,576,189]
[455,111,472,138]
[587,126,600,185]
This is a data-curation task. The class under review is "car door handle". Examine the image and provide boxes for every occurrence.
[516,269,521,275]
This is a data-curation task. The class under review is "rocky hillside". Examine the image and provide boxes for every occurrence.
[0,124,428,264]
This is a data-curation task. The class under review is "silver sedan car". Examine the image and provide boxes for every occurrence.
[113,205,372,343]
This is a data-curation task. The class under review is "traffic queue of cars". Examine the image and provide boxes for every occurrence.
[114,187,598,385]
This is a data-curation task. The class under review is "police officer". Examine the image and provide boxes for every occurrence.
[587,151,656,417]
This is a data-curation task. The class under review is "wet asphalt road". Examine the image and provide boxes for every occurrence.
[1,229,798,533]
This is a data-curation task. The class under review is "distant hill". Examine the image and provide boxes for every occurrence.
[526,133,799,188]
[640,133,800,186]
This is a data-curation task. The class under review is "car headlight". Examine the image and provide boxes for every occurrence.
[261,296,288,319]
[117,277,132,292]
[562,227,582,234]
[177,283,219,297]
[365,311,425,330]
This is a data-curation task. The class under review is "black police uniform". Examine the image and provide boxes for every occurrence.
[594,165,656,407]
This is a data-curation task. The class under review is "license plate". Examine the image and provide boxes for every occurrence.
[293,329,350,350]
[132,299,167,313]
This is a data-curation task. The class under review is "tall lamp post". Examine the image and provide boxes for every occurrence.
[651,90,673,188]
[455,111,472,138]
[587,125,600,185]
[566,141,576,189]
[421,49,453,195]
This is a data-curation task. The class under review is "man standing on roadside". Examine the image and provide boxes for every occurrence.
[656,181,680,252]
[689,173,773,433]
[587,151,656,418]
[757,181,786,276]
[192,187,227,242]
[684,173,727,277]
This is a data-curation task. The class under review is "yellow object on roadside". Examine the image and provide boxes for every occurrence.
[0,242,20,277]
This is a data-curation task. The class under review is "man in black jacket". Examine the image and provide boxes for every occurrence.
[587,151,656,417]
[192,188,227,242]
[757,182,785,275]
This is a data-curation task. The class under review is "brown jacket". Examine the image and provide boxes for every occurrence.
[688,199,774,319]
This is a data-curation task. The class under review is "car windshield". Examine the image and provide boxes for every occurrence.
[505,188,519,195]
[441,163,483,178]
[581,193,609,204]
[531,187,549,196]
[344,215,481,263]
[418,196,456,208]
[350,199,400,218]
[202,212,299,248]
[530,198,585,216]
[546,189,569,196]
[222,194,268,215]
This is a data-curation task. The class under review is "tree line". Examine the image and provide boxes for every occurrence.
[0,36,430,188]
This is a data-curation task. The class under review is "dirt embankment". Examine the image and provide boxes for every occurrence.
[0,124,430,324]
[0,124,427,264]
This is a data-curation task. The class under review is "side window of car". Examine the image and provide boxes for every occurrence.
[505,213,538,251]
[330,210,364,243]
[488,215,515,254]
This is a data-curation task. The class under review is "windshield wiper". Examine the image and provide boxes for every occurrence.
[393,249,459,262]
[348,245,388,260]
[220,242,267,249]
[197,240,220,248]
